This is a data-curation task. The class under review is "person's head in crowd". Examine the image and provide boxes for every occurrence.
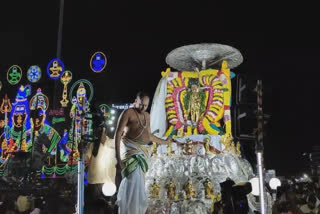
[87,198,108,214]
[5,210,17,214]
[285,189,297,202]
[16,196,31,213]
[277,201,294,214]
[306,194,318,210]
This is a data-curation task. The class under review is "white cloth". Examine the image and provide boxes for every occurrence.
[85,138,117,184]
[300,204,319,213]
[30,208,41,214]
[117,167,148,214]
[150,77,168,138]
[116,139,151,214]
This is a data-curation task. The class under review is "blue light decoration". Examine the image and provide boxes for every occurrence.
[84,172,89,185]
[27,65,42,83]
[8,85,32,153]
[90,51,107,73]
[59,129,71,162]
[7,65,23,85]
[47,58,65,80]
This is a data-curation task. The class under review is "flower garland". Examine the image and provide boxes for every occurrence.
[163,64,232,137]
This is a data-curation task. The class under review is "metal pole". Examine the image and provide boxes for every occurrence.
[53,0,65,110]
[77,155,85,214]
[56,0,65,59]
[257,152,266,214]
[77,106,86,214]
[256,80,266,214]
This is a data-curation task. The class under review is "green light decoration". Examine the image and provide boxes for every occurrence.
[99,104,111,118]
[0,81,2,91]
[7,65,23,85]
[52,117,65,124]
[42,165,78,177]
[99,104,116,128]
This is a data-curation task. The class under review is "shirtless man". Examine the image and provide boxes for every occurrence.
[115,92,172,214]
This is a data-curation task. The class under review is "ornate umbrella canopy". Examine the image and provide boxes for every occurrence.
[166,43,243,71]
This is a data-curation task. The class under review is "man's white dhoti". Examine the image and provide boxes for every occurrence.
[116,137,151,214]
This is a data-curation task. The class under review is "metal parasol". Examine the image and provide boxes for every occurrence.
[165,43,243,71]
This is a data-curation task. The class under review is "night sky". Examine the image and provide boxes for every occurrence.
[1,0,319,176]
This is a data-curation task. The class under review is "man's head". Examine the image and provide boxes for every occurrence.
[134,91,150,112]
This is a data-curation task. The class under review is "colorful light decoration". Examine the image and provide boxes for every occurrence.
[41,165,78,177]
[99,104,111,119]
[67,79,94,163]
[47,58,65,80]
[0,81,2,91]
[30,88,61,157]
[8,85,32,153]
[7,65,23,85]
[90,51,107,73]
[60,70,73,107]
[27,65,42,83]
[99,104,116,130]
[0,94,12,165]
[69,79,94,104]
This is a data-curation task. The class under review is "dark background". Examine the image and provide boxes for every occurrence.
[1,0,319,176]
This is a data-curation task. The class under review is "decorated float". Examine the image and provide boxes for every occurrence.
[147,44,260,213]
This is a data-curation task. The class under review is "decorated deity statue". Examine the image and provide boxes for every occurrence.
[184,179,197,199]
[203,178,216,199]
[204,137,214,155]
[230,141,236,154]
[152,142,158,156]
[185,138,193,155]
[236,141,241,157]
[146,44,255,213]
[185,84,203,125]
[150,179,161,200]
[166,180,177,200]
[221,134,233,152]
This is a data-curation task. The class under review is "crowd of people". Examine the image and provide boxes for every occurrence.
[0,181,76,214]
[273,178,320,214]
